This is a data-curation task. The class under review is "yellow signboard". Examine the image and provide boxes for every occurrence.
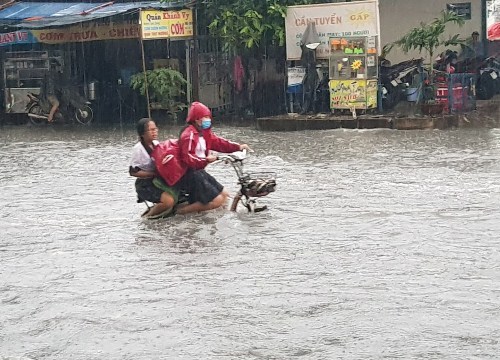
[140,10,193,39]
[30,21,140,44]
[329,79,377,109]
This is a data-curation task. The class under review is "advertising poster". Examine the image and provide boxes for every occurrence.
[287,67,306,86]
[366,79,378,109]
[285,1,379,60]
[329,79,377,109]
[140,9,193,40]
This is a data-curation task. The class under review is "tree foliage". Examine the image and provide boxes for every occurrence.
[393,10,465,54]
[206,3,287,52]
[205,0,346,52]
[130,68,188,116]
[158,0,346,52]
[390,10,466,84]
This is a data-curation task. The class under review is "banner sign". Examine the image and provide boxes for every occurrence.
[140,9,193,39]
[0,9,195,47]
[287,67,306,86]
[0,30,36,46]
[0,20,140,46]
[285,1,379,60]
[32,21,140,44]
[329,79,377,109]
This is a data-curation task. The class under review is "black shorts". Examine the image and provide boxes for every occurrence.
[135,178,168,204]
[179,169,224,205]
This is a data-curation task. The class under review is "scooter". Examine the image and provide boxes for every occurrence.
[476,56,500,100]
[380,58,424,110]
[25,91,94,125]
[138,150,277,217]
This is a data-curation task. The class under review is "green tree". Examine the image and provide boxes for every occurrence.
[160,0,345,53]
[130,68,188,120]
[205,0,350,52]
[389,10,466,85]
[206,2,287,52]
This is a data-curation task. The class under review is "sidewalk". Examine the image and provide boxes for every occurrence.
[255,97,500,131]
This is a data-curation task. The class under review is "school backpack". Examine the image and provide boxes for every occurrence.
[150,139,187,186]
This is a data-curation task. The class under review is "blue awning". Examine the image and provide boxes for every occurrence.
[0,1,190,29]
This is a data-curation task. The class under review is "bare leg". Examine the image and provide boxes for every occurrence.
[47,96,59,123]
[176,191,228,215]
[143,192,175,218]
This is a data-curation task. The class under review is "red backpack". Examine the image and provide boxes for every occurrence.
[150,139,187,186]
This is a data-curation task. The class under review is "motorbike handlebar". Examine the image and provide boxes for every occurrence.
[215,149,248,164]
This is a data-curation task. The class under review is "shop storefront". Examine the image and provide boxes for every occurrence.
[0,1,194,122]
[284,0,381,115]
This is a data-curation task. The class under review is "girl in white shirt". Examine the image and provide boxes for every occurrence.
[129,118,178,219]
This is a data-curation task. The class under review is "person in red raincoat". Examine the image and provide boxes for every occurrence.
[178,102,251,211]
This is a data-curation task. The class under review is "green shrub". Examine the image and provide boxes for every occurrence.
[130,68,188,119]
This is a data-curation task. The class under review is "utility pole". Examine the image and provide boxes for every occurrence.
[482,0,488,55]
[191,5,199,101]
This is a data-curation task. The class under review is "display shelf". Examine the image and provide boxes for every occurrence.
[328,36,379,110]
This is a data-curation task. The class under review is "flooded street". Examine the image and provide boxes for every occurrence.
[1,124,500,359]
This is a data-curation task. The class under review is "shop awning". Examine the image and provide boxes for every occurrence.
[0,1,190,29]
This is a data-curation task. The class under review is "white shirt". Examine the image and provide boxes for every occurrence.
[130,142,155,172]
[195,137,207,159]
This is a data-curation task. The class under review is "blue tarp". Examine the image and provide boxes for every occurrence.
[0,1,188,28]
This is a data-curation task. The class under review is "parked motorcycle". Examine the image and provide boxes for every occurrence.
[476,57,500,100]
[379,58,424,110]
[434,50,500,100]
[26,89,94,125]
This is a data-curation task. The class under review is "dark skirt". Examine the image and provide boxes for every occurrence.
[135,177,179,204]
[177,169,224,205]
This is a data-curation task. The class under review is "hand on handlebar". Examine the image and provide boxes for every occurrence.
[239,144,253,153]
[206,154,218,163]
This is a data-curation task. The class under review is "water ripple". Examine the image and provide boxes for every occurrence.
[1,125,500,358]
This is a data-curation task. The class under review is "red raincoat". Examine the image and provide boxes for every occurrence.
[179,125,241,170]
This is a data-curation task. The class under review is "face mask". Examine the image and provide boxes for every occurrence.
[201,118,211,129]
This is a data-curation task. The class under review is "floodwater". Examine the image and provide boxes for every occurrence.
[1,123,499,359]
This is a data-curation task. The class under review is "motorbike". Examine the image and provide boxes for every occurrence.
[434,51,500,100]
[476,56,500,100]
[379,58,424,110]
[138,149,277,217]
[25,88,94,125]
